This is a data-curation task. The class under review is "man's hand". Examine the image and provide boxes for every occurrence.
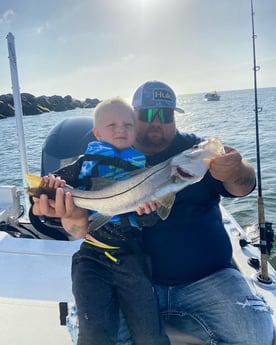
[32,175,89,238]
[209,146,242,182]
[209,146,256,196]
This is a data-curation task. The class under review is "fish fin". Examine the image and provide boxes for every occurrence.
[25,174,56,198]
[25,174,43,188]
[156,193,176,220]
[157,206,171,220]
[88,213,112,231]
[158,193,176,208]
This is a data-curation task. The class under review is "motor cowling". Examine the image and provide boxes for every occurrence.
[41,116,95,176]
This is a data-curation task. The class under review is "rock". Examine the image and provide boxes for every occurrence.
[21,93,46,115]
[36,95,53,111]
[0,93,100,119]
[83,98,101,108]
[0,99,14,118]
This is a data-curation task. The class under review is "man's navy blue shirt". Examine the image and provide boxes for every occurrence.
[142,131,234,285]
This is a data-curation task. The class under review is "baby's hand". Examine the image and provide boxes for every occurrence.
[136,201,161,215]
[42,175,66,189]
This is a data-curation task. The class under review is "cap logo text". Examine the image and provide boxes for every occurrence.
[153,89,173,101]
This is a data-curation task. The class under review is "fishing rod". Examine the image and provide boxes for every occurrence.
[250,0,273,284]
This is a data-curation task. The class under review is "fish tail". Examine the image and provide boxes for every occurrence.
[25,173,56,199]
[26,174,43,188]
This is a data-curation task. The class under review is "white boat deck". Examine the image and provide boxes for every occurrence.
[0,234,81,301]
[220,205,276,325]
[0,233,204,345]
[0,207,275,345]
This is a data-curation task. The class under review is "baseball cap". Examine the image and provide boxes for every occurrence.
[132,81,184,113]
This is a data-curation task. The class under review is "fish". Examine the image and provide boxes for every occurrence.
[26,137,225,230]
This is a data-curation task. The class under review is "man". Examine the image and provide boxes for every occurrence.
[32,81,274,345]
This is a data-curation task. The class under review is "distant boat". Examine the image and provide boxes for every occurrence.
[204,91,220,101]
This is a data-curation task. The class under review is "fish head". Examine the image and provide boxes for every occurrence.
[171,137,225,180]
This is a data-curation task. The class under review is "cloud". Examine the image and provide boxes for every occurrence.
[120,53,136,62]
[33,21,49,35]
[0,9,15,24]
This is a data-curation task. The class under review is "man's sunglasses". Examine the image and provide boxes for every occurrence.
[138,108,174,124]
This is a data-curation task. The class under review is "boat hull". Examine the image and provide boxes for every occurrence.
[204,93,220,101]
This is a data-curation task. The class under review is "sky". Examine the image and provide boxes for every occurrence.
[0,0,275,101]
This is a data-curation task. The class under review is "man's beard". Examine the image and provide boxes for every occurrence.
[136,128,169,148]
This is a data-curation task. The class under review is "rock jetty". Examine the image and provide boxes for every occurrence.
[0,93,100,119]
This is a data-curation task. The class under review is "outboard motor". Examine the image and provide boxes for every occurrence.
[41,116,95,176]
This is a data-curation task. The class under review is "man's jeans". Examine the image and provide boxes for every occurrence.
[117,268,274,345]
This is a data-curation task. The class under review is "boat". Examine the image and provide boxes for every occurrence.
[204,91,220,101]
[1,114,276,345]
[1,112,275,345]
[1,2,276,342]
[1,181,276,345]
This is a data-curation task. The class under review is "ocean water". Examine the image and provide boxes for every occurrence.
[0,88,275,266]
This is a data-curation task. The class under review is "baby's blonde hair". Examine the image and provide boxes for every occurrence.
[93,97,135,127]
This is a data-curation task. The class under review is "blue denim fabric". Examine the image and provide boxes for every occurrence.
[72,243,170,345]
[117,268,274,345]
